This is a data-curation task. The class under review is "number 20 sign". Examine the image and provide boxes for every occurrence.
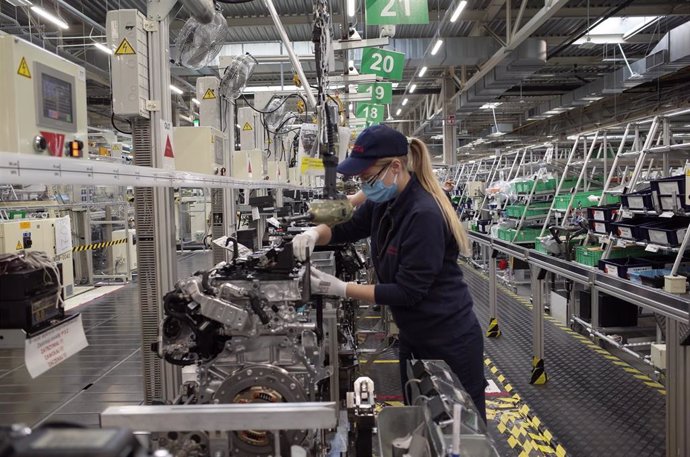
[360,48,405,81]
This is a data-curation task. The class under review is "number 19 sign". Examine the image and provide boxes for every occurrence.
[360,48,405,81]
[366,0,429,25]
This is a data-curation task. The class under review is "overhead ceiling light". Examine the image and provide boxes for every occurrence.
[396,108,402,116]
[409,83,417,93]
[418,66,428,77]
[30,6,69,30]
[667,107,690,117]
[450,0,467,22]
[347,0,355,17]
[402,98,408,106]
[430,39,443,56]
[236,124,241,129]
[92,42,113,55]
[169,84,184,95]
[192,98,201,105]
[6,0,33,7]
[480,102,501,110]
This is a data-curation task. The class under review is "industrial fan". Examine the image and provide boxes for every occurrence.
[219,53,259,100]
[176,8,228,70]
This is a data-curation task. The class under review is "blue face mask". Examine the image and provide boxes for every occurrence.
[362,167,398,203]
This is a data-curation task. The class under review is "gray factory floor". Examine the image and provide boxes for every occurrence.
[0,253,667,457]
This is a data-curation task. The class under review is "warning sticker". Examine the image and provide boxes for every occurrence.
[17,57,31,78]
[164,135,174,158]
[19,221,31,229]
[114,38,136,56]
[16,241,22,250]
[202,88,216,100]
[242,122,253,131]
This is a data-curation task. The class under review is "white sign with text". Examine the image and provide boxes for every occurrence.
[25,315,88,378]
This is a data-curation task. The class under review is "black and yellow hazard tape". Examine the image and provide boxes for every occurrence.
[530,356,548,385]
[72,238,127,252]
[462,264,667,396]
[485,357,567,457]
[486,316,502,338]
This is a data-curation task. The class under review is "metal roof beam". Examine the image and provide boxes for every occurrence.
[452,0,570,104]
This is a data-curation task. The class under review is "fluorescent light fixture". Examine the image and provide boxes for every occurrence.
[667,108,690,117]
[430,39,443,56]
[480,102,501,110]
[192,98,201,105]
[31,6,69,30]
[6,0,33,7]
[169,84,184,95]
[418,66,428,77]
[450,0,467,22]
[409,84,417,93]
[93,42,112,55]
[396,108,402,116]
[236,124,241,129]
[402,98,408,106]
[347,0,355,17]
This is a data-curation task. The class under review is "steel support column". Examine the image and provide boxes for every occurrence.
[442,72,457,166]
[135,5,180,403]
[666,318,690,457]
[530,265,548,384]
[486,249,501,338]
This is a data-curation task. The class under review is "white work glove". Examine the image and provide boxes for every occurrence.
[310,267,347,298]
[292,229,319,261]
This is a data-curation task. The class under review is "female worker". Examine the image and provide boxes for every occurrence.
[292,124,486,421]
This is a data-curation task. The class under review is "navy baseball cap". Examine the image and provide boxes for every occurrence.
[337,125,408,176]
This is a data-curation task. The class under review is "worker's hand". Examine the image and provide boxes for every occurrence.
[292,229,319,261]
[309,267,347,297]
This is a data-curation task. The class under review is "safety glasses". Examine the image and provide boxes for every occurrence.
[359,163,390,186]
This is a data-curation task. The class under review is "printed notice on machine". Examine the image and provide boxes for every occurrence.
[25,315,89,378]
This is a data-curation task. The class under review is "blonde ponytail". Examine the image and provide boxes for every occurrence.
[408,138,471,256]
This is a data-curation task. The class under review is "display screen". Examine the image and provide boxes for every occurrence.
[42,73,74,124]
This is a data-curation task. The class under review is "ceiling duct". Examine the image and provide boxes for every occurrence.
[457,38,547,114]
[528,20,690,121]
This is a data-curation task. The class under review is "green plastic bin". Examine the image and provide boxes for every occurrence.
[513,178,556,194]
[504,202,551,219]
[575,245,648,267]
[553,191,619,210]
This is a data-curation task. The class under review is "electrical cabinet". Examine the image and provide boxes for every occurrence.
[0,218,74,298]
[0,34,88,157]
[232,149,265,180]
[110,229,137,275]
[174,126,225,175]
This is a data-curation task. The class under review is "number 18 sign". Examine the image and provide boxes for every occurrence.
[355,103,385,125]
[366,0,429,25]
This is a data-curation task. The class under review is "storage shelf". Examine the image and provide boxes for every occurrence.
[592,233,686,253]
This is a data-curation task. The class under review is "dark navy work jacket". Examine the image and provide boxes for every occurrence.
[331,175,478,344]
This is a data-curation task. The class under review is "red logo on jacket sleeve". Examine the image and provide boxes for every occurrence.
[386,245,398,255]
[352,145,365,154]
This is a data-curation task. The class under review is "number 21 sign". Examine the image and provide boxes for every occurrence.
[366,0,429,25]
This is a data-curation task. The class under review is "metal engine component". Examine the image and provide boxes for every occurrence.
[156,245,337,456]
[213,365,309,456]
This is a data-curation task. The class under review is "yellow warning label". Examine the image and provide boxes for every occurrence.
[19,221,31,229]
[17,57,31,78]
[242,122,253,131]
[16,241,22,250]
[202,88,216,100]
[114,38,136,56]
